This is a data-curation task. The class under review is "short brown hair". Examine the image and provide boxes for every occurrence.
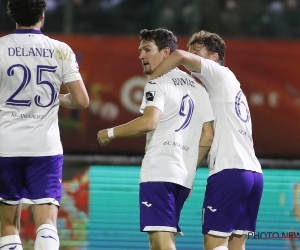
[188,30,226,65]
[140,28,178,53]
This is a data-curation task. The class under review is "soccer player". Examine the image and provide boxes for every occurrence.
[97,28,214,250]
[0,1,89,250]
[148,30,264,250]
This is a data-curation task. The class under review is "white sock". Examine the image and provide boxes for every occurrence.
[213,246,228,250]
[34,224,59,250]
[0,235,23,250]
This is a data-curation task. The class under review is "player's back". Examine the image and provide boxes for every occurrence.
[0,30,81,156]
[140,68,214,188]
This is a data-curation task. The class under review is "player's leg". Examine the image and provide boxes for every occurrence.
[139,182,190,250]
[148,231,176,250]
[0,203,23,250]
[22,155,63,250]
[32,204,59,250]
[229,171,263,250]
[202,169,255,250]
[0,202,22,236]
[0,157,25,250]
[228,233,246,250]
[203,234,228,250]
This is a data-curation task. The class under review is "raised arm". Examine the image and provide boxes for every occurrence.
[148,49,202,80]
[58,80,89,109]
[197,120,214,169]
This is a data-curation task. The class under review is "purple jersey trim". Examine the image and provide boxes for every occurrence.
[13,29,42,34]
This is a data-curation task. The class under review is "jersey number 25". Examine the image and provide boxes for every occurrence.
[6,64,58,108]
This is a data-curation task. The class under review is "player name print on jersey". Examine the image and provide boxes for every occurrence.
[171,77,196,88]
[8,47,54,58]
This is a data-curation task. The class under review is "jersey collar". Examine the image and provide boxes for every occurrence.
[13,29,42,34]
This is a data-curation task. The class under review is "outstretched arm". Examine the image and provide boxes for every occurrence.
[97,106,162,146]
[148,50,202,81]
[197,120,214,169]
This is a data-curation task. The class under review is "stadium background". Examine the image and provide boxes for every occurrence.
[1,0,300,249]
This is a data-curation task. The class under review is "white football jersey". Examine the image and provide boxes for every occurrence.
[140,68,214,189]
[192,57,262,176]
[0,29,82,156]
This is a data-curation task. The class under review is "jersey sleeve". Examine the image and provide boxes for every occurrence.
[139,78,165,114]
[192,57,223,88]
[60,42,82,84]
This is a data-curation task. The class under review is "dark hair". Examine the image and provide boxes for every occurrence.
[7,0,47,27]
[188,30,226,65]
[140,28,178,53]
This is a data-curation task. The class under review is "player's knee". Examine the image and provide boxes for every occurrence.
[213,246,228,250]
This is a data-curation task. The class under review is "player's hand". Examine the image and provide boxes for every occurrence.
[97,129,111,146]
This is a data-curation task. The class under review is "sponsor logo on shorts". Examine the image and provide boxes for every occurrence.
[141,201,152,207]
[207,206,217,212]
[9,246,17,250]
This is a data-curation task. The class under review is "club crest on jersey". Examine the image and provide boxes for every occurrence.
[146,91,155,102]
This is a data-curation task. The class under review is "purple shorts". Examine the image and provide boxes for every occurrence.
[139,182,190,236]
[202,169,264,237]
[0,155,63,206]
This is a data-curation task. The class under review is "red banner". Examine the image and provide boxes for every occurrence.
[225,39,300,158]
[1,32,299,157]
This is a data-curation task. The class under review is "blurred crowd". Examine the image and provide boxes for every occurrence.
[1,0,300,38]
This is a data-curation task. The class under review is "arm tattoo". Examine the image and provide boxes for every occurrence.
[197,145,211,169]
